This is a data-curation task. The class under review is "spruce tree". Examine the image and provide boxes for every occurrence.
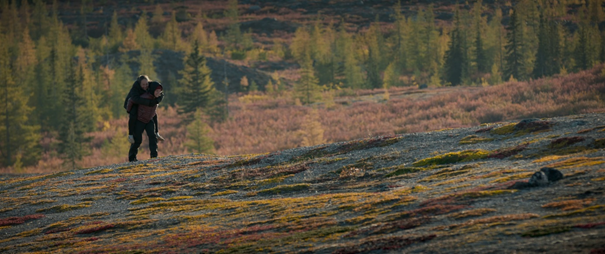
[224,0,242,51]
[0,35,41,167]
[365,20,387,89]
[58,60,90,170]
[294,53,322,105]
[504,6,527,81]
[474,1,488,74]
[178,40,214,117]
[444,9,468,86]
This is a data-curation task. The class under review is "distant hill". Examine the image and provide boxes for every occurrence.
[2,113,605,253]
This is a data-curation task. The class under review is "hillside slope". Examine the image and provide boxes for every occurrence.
[1,114,605,253]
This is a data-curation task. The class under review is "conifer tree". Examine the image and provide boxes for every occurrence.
[444,9,469,86]
[299,109,326,147]
[224,0,242,51]
[161,11,185,51]
[191,20,209,52]
[120,28,140,52]
[474,1,488,74]
[108,11,123,53]
[185,110,215,154]
[111,62,134,118]
[365,20,387,88]
[504,6,527,81]
[134,11,154,50]
[294,53,322,104]
[15,27,37,93]
[152,4,164,25]
[338,28,363,89]
[534,12,562,78]
[0,35,41,167]
[178,40,214,117]
[138,50,157,79]
[393,1,409,71]
[290,27,311,62]
[58,60,91,170]
[31,0,49,40]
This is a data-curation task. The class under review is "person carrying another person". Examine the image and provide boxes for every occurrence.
[124,75,165,162]
[123,75,165,144]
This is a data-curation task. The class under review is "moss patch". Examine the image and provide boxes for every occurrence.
[459,135,494,144]
[521,226,571,237]
[413,150,490,167]
[211,190,239,196]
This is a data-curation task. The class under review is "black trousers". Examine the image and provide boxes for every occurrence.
[128,106,158,135]
[128,120,158,162]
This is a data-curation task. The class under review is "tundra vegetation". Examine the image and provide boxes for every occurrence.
[1,0,605,174]
[0,115,604,252]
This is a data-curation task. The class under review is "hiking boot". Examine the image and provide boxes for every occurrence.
[156,132,165,142]
[128,135,135,144]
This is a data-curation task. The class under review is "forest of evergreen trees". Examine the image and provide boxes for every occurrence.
[0,0,604,170]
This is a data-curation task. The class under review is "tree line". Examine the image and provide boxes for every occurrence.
[0,0,603,169]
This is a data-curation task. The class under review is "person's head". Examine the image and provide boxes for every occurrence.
[137,75,150,90]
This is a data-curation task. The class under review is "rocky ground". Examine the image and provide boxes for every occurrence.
[1,113,605,253]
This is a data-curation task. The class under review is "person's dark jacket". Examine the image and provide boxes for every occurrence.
[123,80,163,111]
[127,82,163,123]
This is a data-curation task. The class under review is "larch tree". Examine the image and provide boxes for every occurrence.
[190,20,209,52]
[138,49,157,79]
[31,0,50,40]
[152,4,164,25]
[120,28,140,52]
[160,11,185,51]
[178,40,214,118]
[299,109,326,147]
[15,27,37,94]
[134,11,154,51]
[0,34,41,168]
[185,110,215,154]
[108,10,123,53]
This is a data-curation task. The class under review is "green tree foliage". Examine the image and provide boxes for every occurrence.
[224,0,242,50]
[473,1,489,74]
[0,34,41,167]
[294,53,322,104]
[335,24,363,89]
[138,49,157,79]
[299,109,326,147]
[185,110,215,154]
[134,11,154,50]
[444,9,470,86]
[58,60,91,170]
[364,19,387,89]
[178,40,214,117]
[160,11,185,51]
[152,4,164,25]
[534,11,562,78]
[108,11,123,53]
[504,6,528,81]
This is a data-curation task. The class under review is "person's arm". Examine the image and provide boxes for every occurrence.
[130,93,157,107]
